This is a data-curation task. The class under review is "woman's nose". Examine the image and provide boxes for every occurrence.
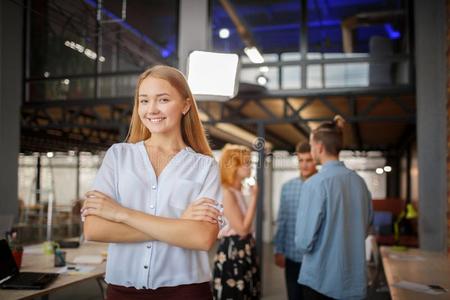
[147,100,159,114]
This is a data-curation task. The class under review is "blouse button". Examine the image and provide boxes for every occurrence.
[144,265,148,269]
[151,185,156,190]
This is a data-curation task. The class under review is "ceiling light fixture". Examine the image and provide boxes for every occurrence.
[187,50,240,101]
[244,46,264,64]
[64,40,106,62]
[219,28,230,39]
[256,74,268,86]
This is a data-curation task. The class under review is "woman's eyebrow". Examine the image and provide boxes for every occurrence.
[138,93,170,97]
[156,93,170,97]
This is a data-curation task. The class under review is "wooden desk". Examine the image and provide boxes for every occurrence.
[0,241,108,300]
[380,246,450,299]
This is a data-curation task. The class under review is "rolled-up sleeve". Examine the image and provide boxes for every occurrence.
[197,159,224,229]
[295,181,326,253]
[197,159,222,202]
[91,145,118,201]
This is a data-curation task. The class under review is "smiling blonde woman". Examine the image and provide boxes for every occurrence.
[82,65,223,300]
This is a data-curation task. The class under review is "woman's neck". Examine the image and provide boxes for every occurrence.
[145,132,187,153]
[231,178,243,190]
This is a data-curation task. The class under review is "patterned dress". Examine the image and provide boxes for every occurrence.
[212,188,261,300]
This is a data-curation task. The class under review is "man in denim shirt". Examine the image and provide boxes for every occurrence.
[273,142,317,300]
[295,116,373,299]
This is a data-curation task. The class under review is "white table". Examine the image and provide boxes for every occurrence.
[380,246,450,299]
[0,240,108,300]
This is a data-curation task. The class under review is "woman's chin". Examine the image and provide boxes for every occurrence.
[144,125,175,135]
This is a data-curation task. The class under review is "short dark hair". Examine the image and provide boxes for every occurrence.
[311,115,345,156]
[296,142,311,154]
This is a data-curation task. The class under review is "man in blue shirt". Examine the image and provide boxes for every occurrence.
[295,116,373,299]
[273,142,317,300]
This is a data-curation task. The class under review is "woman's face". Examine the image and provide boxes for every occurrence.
[236,158,251,179]
[137,76,190,135]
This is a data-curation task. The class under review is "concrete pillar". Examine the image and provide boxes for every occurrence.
[178,0,210,73]
[414,0,447,252]
[0,0,23,220]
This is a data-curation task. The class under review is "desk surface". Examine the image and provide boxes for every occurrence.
[380,246,450,300]
[0,240,108,300]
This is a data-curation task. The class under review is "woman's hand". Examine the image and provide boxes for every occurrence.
[181,198,222,224]
[81,191,128,223]
[250,184,258,200]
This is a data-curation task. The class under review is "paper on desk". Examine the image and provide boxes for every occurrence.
[23,245,45,255]
[73,255,104,264]
[56,265,96,274]
[56,266,68,273]
[388,253,426,261]
[392,281,448,295]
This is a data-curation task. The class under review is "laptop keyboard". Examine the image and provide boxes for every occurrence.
[8,272,54,285]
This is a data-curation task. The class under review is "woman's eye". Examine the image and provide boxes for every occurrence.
[139,99,148,104]
[159,98,169,103]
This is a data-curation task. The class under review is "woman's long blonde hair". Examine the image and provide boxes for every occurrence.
[126,65,212,157]
[219,144,251,187]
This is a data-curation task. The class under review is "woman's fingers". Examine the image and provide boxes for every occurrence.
[81,203,101,213]
[191,214,217,224]
[193,209,220,221]
[192,205,221,215]
[192,198,216,206]
[81,197,111,216]
[81,207,99,217]
[84,197,101,204]
[85,190,110,201]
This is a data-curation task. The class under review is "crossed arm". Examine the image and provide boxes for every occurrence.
[82,191,221,251]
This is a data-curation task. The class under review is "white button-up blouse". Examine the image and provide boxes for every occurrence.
[91,141,223,289]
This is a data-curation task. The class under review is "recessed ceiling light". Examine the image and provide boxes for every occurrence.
[219,28,230,39]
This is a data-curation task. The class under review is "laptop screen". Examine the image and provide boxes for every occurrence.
[0,239,18,281]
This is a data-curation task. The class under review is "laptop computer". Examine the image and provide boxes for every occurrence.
[0,239,59,290]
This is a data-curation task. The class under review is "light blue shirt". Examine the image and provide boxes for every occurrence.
[91,141,223,289]
[295,160,373,299]
[273,177,305,262]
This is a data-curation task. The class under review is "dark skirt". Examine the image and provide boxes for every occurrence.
[106,282,212,300]
[212,235,261,300]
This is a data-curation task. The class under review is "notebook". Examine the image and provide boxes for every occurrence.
[0,239,59,290]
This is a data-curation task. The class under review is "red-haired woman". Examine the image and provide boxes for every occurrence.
[212,144,260,300]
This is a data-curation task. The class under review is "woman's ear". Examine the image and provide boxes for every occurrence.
[183,98,192,115]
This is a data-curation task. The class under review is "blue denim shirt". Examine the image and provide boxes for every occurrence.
[295,160,373,299]
[273,177,305,262]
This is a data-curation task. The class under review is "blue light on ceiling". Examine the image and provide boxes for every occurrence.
[384,24,401,39]
[161,49,171,58]
[83,0,172,59]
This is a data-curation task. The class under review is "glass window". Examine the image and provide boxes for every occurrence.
[324,63,369,88]
[17,152,104,244]
[27,0,178,101]
[212,0,300,55]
